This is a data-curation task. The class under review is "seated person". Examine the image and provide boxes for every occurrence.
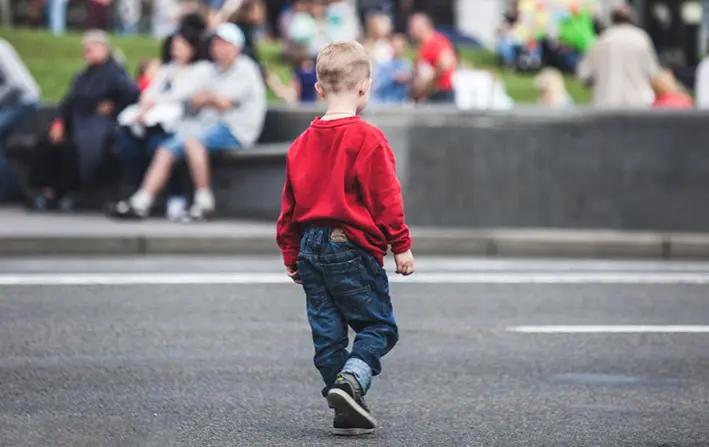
[135,58,162,91]
[326,0,361,42]
[0,38,40,202]
[283,0,329,63]
[553,3,596,72]
[534,67,574,108]
[117,28,212,221]
[280,0,313,63]
[267,50,318,105]
[28,31,139,211]
[497,3,521,68]
[109,23,266,221]
[372,33,412,104]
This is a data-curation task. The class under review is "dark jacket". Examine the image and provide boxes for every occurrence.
[58,57,139,185]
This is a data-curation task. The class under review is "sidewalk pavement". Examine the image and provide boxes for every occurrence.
[1,208,709,259]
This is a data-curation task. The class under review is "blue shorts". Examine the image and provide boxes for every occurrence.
[160,123,240,158]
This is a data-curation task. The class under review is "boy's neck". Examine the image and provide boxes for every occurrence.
[322,95,359,121]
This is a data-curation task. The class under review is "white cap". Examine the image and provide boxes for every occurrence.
[214,23,245,49]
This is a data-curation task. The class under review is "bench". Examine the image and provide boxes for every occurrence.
[2,106,303,218]
[211,142,289,219]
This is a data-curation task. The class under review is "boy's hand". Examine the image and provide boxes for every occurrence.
[286,265,302,284]
[394,250,415,276]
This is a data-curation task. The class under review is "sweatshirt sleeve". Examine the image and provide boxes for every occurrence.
[355,140,412,254]
[276,158,301,266]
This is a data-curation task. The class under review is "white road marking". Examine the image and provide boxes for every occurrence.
[0,271,709,285]
[508,325,709,333]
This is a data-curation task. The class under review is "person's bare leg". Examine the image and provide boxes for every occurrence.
[184,138,215,214]
[129,147,176,213]
[140,148,176,195]
[184,138,211,189]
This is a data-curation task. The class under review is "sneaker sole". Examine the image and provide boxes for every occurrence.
[332,427,375,436]
[327,388,377,430]
[188,210,216,222]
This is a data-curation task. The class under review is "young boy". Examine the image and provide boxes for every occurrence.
[276,41,415,436]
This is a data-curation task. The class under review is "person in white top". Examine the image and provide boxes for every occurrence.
[115,28,210,220]
[577,4,659,108]
[110,24,266,222]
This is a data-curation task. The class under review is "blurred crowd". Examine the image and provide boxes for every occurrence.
[501,1,695,110]
[0,1,473,220]
[0,2,272,220]
[497,0,601,73]
[0,0,705,221]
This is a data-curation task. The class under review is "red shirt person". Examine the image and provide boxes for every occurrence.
[408,13,457,103]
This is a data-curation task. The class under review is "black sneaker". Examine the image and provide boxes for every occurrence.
[327,373,377,431]
[332,410,374,436]
[106,200,148,220]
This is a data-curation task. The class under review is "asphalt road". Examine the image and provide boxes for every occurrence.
[1,257,709,447]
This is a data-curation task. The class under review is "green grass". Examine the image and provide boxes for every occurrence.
[0,27,589,105]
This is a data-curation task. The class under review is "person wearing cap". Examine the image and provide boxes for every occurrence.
[109,23,266,221]
[27,30,139,212]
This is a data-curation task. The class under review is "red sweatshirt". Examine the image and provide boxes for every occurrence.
[276,116,411,267]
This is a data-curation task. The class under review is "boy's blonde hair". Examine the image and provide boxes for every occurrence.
[316,41,372,94]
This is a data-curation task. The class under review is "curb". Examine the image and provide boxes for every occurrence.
[3,231,709,259]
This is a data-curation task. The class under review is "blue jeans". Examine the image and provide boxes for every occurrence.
[161,123,241,158]
[498,35,519,66]
[0,102,38,140]
[0,103,38,201]
[117,127,183,197]
[297,228,399,398]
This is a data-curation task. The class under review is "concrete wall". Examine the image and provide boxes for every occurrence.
[367,107,709,231]
[10,106,709,232]
[209,106,709,232]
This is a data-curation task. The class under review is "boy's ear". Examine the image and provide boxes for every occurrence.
[360,78,373,96]
[315,82,326,99]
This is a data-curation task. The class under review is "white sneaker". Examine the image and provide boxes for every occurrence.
[187,203,216,222]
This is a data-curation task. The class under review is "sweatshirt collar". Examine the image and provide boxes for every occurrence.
[311,116,361,128]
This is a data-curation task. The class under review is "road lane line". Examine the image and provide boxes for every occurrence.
[508,325,709,333]
[1,272,709,285]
